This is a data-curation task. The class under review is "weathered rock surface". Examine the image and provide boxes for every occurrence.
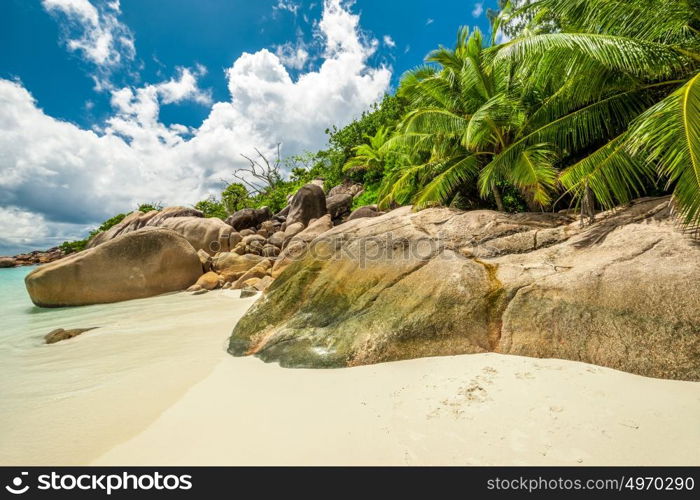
[197,249,213,272]
[268,231,286,248]
[228,197,700,380]
[328,181,364,198]
[240,287,258,298]
[348,205,385,221]
[87,206,238,255]
[212,252,266,283]
[194,271,221,290]
[156,216,237,254]
[26,228,203,307]
[326,193,353,222]
[45,327,97,344]
[8,247,66,267]
[271,215,333,278]
[0,257,16,268]
[87,207,201,248]
[232,259,272,289]
[284,184,327,229]
[262,244,280,258]
[225,207,272,231]
[282,222,305,246]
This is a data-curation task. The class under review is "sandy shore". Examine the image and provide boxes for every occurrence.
[1,291,698,465]
[94,353,700,466]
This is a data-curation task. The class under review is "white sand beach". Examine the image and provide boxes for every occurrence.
[1,290,698,466]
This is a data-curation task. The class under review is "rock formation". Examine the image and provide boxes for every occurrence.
[284,184,327,228]
[25,228,203,307]
[225,207,272,231]
[45,327,97,344]
[87,206,239,255]
[228,197,700,381]
[326,194,353,222]
[348,205,385,221]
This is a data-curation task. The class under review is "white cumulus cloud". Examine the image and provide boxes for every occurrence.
[472,2,484,17]
[383,35,396,48]
[42,0,136,89]
[0,0,391,253]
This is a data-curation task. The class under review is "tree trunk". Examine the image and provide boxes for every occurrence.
[581,184,596,226]
[492,184,505,212]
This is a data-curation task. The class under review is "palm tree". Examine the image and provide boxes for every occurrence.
[342,126,392,174]
[378,27,566,212]
[496,0,700,224]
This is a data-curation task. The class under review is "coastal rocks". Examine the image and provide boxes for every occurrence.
[228,197,700,381]
[232,259,272,289]
[87,207,202,248]
[194,271,221,291]
[225,207,272,231]
[87,206,237,255]
[0,257,15,268]
[326,194,353,222]
[45,327,97,344]
[212,252,266,283]
[328,181,363,198]
[268,231,286,248]
[197,249,213,272]
[25,228,203,307]
[271,215,333,278]
[157,216,238,255]
[255,276,274,292]
[284,184,327,228]
[282,222,305,244]
[262,244,280,258]
[240,287,258,298]
[8,247,66,267]
[348,205,385,221]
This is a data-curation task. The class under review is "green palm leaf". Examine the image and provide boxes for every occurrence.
[626,73,700,225]
[560,136,655,209]
[497,33,695,80]
[413,156,479,209]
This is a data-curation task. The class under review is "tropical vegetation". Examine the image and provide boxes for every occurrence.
[61,0,700,253]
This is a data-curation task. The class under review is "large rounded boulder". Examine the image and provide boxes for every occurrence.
[325,193,353,222]
[228,197,700,380]
[284,184,327,228]
[25,228,203,307]
[156,216,239,254]
[87,206,202,248]
[225,207,272,231]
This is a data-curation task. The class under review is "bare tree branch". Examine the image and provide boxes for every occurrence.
[232,143,284,195]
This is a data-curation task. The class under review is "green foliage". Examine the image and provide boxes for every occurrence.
[57,0,700,255]
[136,203,163,213]
[221,183,249,214]
[59,239,88,254]
[373,1,700,225]
[380,27,562,211]
[343,127,392,174]
[501,0,700,223]
[351,183,379,210]
[94,213,127,234]
[194,197,229,219]
[60,202,164,254]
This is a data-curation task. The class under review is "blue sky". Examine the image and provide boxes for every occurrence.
[0,0,498,254]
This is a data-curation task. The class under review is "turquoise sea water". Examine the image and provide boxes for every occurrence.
[0,265,105,349]
[0,266,42,348]
[0,266,255,464]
